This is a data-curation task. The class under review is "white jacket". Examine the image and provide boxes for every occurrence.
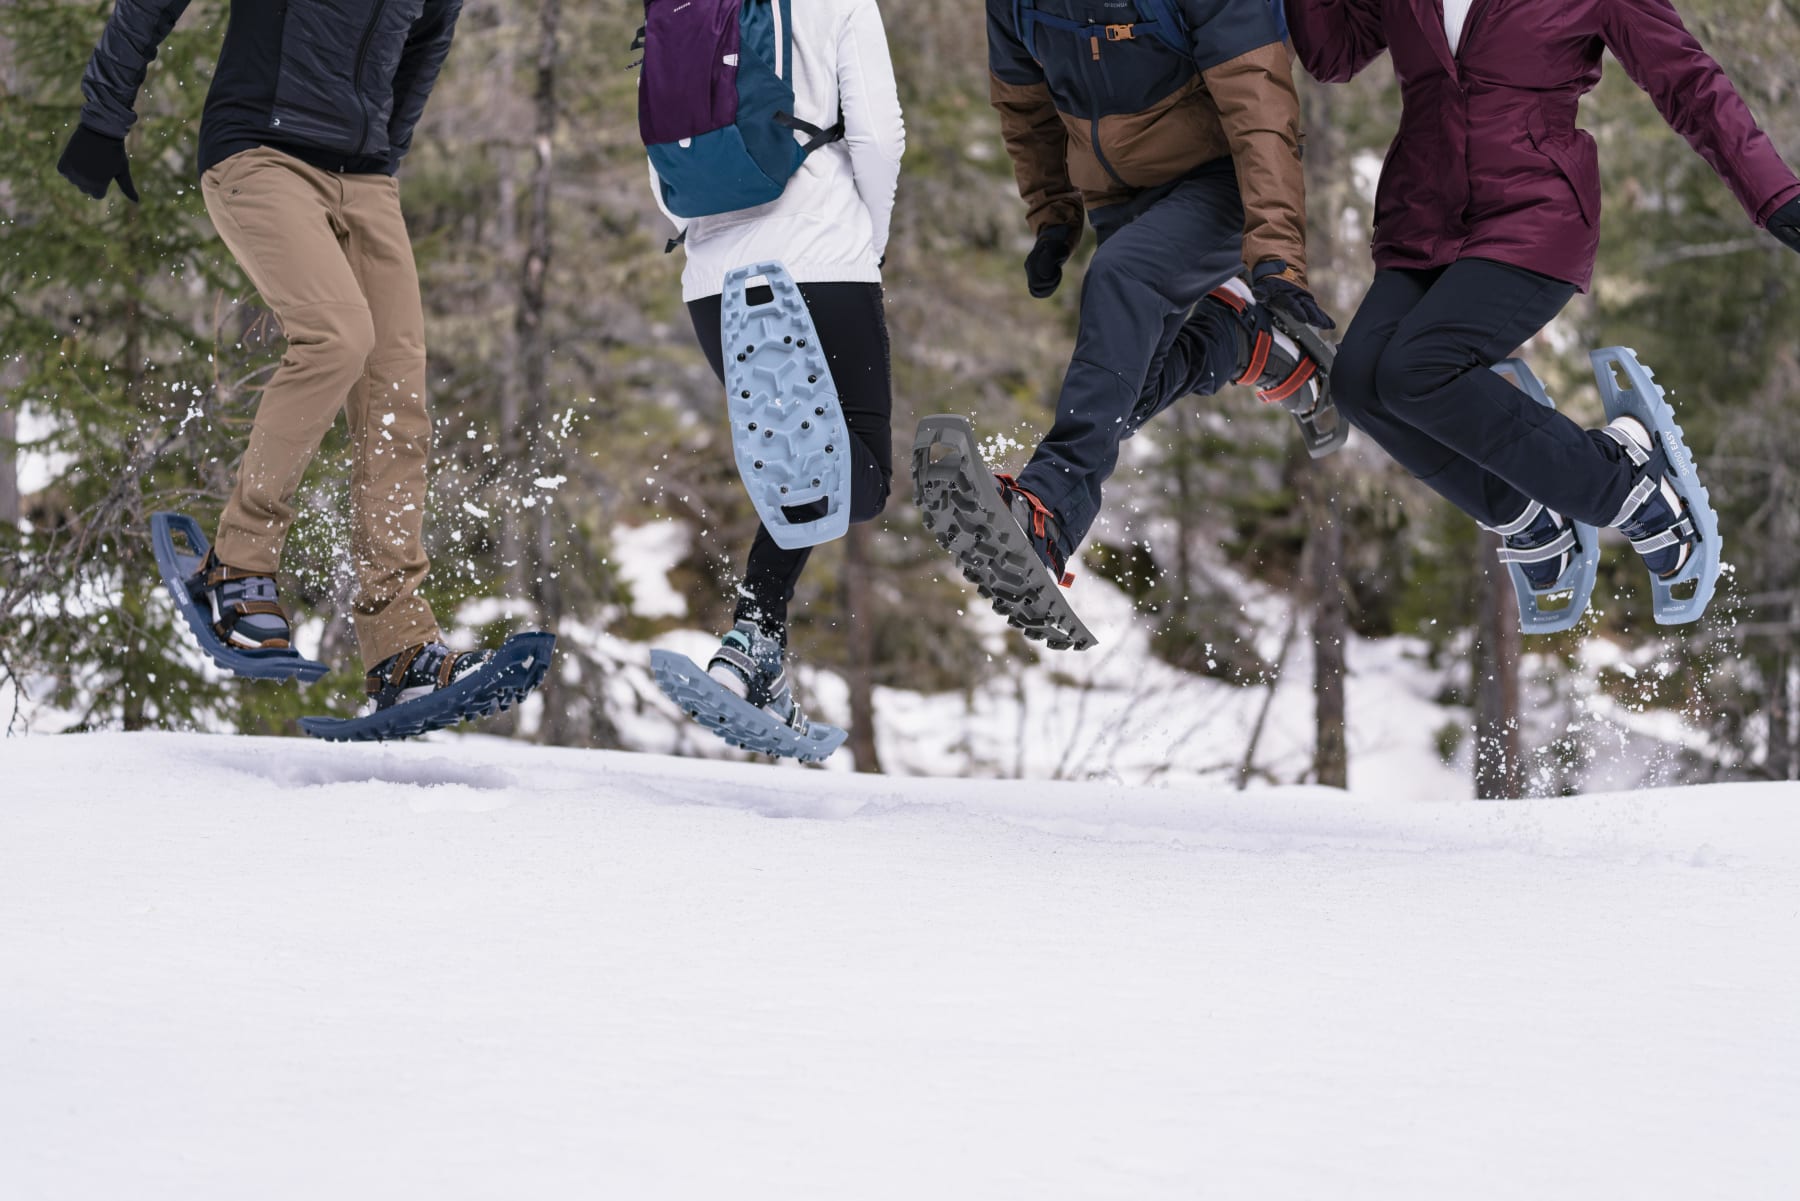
[651,0,906,303]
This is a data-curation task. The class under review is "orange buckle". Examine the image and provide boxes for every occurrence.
[1105,24,1136,41]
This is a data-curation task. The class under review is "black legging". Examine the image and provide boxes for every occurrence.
[688,281,893,641]
[1333,258,1635,530]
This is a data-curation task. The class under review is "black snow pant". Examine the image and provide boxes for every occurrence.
[1333,258,1638,529]
[688,281,893,642]
[1015,158,1248,559]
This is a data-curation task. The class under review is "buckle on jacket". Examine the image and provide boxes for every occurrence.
[1105,24,1136,41]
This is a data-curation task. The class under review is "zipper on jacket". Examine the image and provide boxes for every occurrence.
[351,0,391,156]
[1081,34,1129,190]
[1455,0,1496,63]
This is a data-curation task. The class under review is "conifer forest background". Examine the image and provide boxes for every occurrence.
[3,0,1798,796]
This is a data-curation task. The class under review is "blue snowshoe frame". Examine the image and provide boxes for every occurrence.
[299,632,556,743]
[1488,361,1600,635]
[651,648,847,763]
[1591,346,1722,625]
[150,512,330,683]
[722,261,853,550]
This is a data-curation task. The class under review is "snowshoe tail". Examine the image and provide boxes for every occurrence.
[909,415,1097,651]
[298,632,555,742]
[722,261,852,551]
[651,649,847,763]
[1489,360,1600,635]
[149,512,329,683]
[1590,347,1722,625]
[1265,309,1349,459]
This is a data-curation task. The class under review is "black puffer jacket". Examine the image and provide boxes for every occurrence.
[79,0,462,176]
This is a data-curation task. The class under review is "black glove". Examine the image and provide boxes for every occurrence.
[1767,195,1800,255]
[1025,223,1079,299]
[1251,260,1335,330]
[57,125,139,203]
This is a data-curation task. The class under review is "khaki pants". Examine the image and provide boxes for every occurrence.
[202,147,439,669]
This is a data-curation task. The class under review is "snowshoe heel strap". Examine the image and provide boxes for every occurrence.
[365,644,426,707]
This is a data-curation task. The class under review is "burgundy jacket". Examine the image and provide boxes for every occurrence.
[1289,0,1800,289]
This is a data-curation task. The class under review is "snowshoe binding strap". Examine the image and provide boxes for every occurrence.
[201,551,291,651]
[364,642,493,712]
[1484,360,1602,634]
[1209,283,1346,459]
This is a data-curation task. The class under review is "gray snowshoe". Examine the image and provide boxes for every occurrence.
[910,415,1097,652]
[652,622,846,762]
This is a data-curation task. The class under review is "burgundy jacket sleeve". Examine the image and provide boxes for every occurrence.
[1600,0,1800,225]
[1286,0,1388,84]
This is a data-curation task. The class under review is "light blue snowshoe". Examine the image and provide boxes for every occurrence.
[722,261,852,551]
[652,622,846,762]
[1591,347,1722,625]
[1486,361,1600,634]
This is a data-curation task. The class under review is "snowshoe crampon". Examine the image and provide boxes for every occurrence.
[1264,308,1348,459]
[1488,360,1600,635]
[149,512,329,683]
[909,415,1097,651]
[1591,347,1722,625]
[651,649,847,763]
[298,633,556,743]
[722,261,852,550]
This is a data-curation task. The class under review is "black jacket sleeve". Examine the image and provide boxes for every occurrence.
[78,0,195,139]
[387,0,464,165]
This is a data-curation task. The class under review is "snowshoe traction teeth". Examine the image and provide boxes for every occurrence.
[723,261,852,551]
[909,415,1097,652]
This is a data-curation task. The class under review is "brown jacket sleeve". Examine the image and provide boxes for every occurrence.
[990,73,1085,234]
[1201,43,1308,281]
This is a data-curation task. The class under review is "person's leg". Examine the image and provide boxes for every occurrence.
[202,148,376,574]
[693,282,895,642]
[1375,258,1634,528]
[339,172,441,669]
[1014,164,1247,555]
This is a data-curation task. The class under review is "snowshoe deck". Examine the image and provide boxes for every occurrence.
[910,415,1097,652]
[651,649,847,763]
[299,633,555,743]
[1591,347,1722,625]
[150,512,329,683]
[722,262,851,550]
[1490,360,1600,634]
[1265,309,1349,459]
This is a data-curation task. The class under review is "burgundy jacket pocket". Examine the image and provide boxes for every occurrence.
[1527,109,1600,228]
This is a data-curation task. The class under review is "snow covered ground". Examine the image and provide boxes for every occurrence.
[3,732,1798,1199]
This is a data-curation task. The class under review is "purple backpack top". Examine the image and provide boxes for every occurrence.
[639,0,844,220]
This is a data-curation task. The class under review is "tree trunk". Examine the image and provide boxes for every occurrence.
[1,386,18,528]
[843,524,883,773]
[1473,531,1525,799]
[1306,463,1348,789]
[516,0,563,741]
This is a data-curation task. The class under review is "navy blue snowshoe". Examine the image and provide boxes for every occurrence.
[652,621,846,762]
[1591,347,1721,625]
[299,633,556,742]
[1484,360,1600,634]
[150,512,328,683]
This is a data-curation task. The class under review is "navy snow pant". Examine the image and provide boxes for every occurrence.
[689,281,893,642]
[1333,258,1638,529]
[1015,159,1248,558]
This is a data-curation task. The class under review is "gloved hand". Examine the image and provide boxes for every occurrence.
[1251,259,1334,330]
[57,125,139,203]
[1025,223,1080,299]
[1767,195,1800,255]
